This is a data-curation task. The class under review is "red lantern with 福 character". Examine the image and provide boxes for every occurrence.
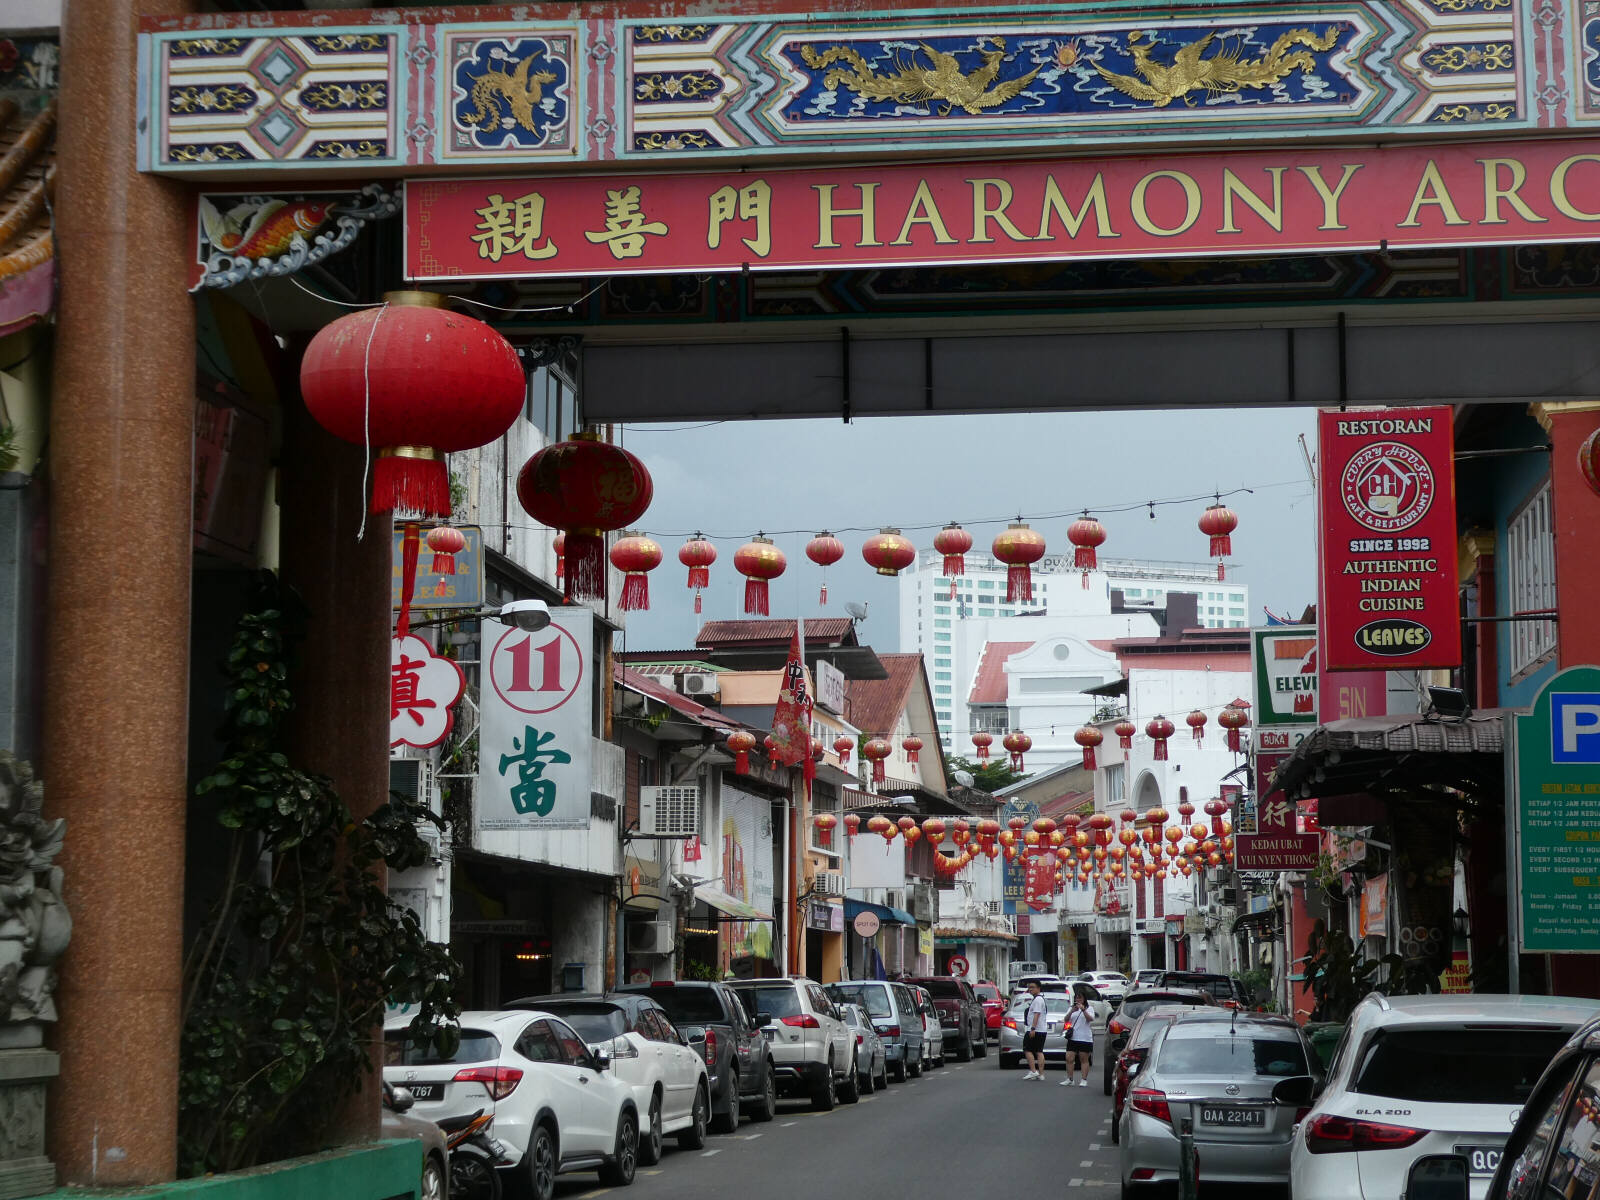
[976,818,1000,843]
[425,525,467,575]
[992,522,1046,603]
[678,534,717,614]
[806,532,844,606]
[300,291,526,519]
[862,527,917,577]
[1205,797,1230,837]
[1075,724,1104,771]
[1186,709,1208,745]
[1146,715,1175,761]
[1114,718,1137,761]
[862,737,893,783]
[1199,501,1238,581]
[1003,730,1032,771]
[1067,514,1107,589]
[902,735,923,765]
[833,734,855,765]
[609,532,662,612]
[517,433,654,604]
[971,731,993,760]
[733,535,786,616]
[1032,817,1057,836]
[1218,704,1250,752]
[813,813,838,848]
[933,523,973,598]
[726,730,757,775]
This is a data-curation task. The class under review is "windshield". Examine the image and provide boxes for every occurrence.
[975,985,1003,1003]
[739,986,801,1020]
[1158,1033,1308,1078]
[1010,996,1074,1015]
[1131,1017,1176,1048]
[919,980,965,999]
[1122,995,1211,1021]
[640,989,726,1025]
[1352,1028,1570,1105]
[829,984,893,1018]
[542,1008,626,1043]
[384,1028,501,1066]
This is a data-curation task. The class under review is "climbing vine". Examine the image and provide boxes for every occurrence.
[178,577,460,1176]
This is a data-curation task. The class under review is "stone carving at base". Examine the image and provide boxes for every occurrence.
[0,755,67,1051]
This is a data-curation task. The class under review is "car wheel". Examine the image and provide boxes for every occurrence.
[747,1063,777,1122]
[956,1034,974,1063]
[449,1151,499,1200]
[908,1054,922,1078]
[859,1060,874,1095]
[639,1092,664,1165]
[421,1154,449,1200]
[838,1054,860,1104]
[891,1057,907,1082]
[875,1055,889,1089]
[974,1032,988,1059]
[812,1061,837,1112]
[1103,1058,1115,1095]
[597,1108,638,1187]
[711,1072,740,1134]
[527,1124,557,1200]
[1111,1109,1120,1145]
[677,1083,709,1149]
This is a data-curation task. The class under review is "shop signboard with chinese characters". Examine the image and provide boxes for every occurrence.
[390,634,466,750]
[1317,408,1460,672]
[1251,625,1317,752]
[477,610,593,830]
[1511,666,1600,955]
[1000,799,1040,916]
[392,525,485,610]
[409,138,1600,280]
[1235,773,1318,871]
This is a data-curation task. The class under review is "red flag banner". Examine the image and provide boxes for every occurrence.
[769,634,812,768]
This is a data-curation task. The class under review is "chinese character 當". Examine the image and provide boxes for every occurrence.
[708,180,771,257]
[584,186,668,260]
[497,725,573,816]
[472,191,558,263]
[391,654,438,726]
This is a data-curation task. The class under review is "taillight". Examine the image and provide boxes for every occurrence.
[703,1028,718,1067]
[856,1033,864,1045]
[884,1025,900,1037]
[1108,1019,1126,1036]
[1304,1114,1427,1154]
[779,1014,821,1029]
[1130,1088,1171,1122]
[452,1066,524,1100]
[1003,1018,1018,1030]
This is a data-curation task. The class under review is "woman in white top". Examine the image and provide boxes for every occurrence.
[1061,996,1094,1087]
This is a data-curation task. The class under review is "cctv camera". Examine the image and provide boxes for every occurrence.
[498,599,552,632]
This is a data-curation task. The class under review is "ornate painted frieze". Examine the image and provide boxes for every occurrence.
[189,184,401,290]
[1578,0,1600,117]
[436,26,580,161]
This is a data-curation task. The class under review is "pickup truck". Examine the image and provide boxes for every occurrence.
[908,976,987,1062]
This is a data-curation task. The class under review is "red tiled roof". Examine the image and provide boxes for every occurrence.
[615,665,743,731]
[968,641,1032,705]
[845,653,923,736]
[696,619,855,647]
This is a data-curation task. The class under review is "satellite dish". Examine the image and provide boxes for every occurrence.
[954,769,975,788]
[844,601,869,622]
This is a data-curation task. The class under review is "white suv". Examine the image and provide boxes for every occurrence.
[729,978,857,1111]
[1079,970,1132,1005]
[1288,994,1600,1200]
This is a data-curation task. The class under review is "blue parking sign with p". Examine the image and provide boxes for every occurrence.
[1551,693,1600,763]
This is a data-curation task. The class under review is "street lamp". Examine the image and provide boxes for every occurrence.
[406,599,553,633]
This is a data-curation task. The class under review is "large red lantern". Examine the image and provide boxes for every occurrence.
[902,735,923,764]
[425,525,466,575]
[862,527,916,577]
[843,813,861,838]
[300,291,525,519]
[1146,715,1176,761]
[951,818,970,846]
[922,817,947,843]
[866,815,894,842]
[806,532,845,606]
[517,433,654,603]
[726,730,757,775]
[610,532,662,612]
[679,535,717,614]
[1205,798,1230,837]
[992,522,1046,603]
[1199,502,1238,581]
[1217,704,1250,752]
[933,523,973,597]
[1003,730,1032,771]
[971,731,993,760]
[1186,709,1208,745]
[833,734,855,765]
[1114,718,1137,760]
[734,535,786,616]
[813,813,838,848]
[1067,514,1107,589]
[1086,812,1113,846]
[1074,724,1104,771]
[862,737,893,783]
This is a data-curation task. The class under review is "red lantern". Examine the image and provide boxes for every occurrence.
[844,813,861,838]
[922,817,947,843]
[1186,709,1208,745]
[679,535,717,614]
[763,735,781,768]
[814,813,838,848]
[951,818,970,846]
[1007,816,1028,834]
[1204,798,1230,837]
[866,815,894,842]
[862,527,916,577]
[862,737,893,783]
[971,731,993,760]
[1067,514,1107,589]
[1146,715,1175,761]
[553,532,566,582]
[425,525,466,575]
[933,523,973,598]
[1165,827,1183,847]
[833,734,855,765]
[804,531,845,606]
[726,730,757,775]
[1217,704,1250,752]
[1114,718,1137,761]
[518,434,654,604]
[1087,812,1113,846]
[733,535,786,616]
[976,818,1000,841]
[1032,817,1057,836]
[899,815,921,844]
[609,532,662,612]
[1074,724,1103,771]
[902,735,923,764]
[991,522,1046,603]
[300,292,525,519]
[1199,502,1238,581]
[1177,796,1196,821]
[1002,730,1032,771]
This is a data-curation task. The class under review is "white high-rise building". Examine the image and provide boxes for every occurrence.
[898,552,1250,756]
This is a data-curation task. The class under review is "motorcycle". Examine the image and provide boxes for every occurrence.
[437,1108,507,1200]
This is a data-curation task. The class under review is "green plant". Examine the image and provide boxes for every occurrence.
[944,754,1026,793]
[1301,919,1440,1023]
[683,960,718,982]
[179,577,460,1176]
[1236,966,1274,1010]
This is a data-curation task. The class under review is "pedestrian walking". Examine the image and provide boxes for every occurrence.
[1061,994,1094,1087]
[1021,981,1049,1080]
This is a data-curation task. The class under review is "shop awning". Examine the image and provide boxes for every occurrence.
[844,898,916,926]
[1270,710,1512,800]
[696,885,771,922]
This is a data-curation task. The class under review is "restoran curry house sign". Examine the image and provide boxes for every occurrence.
[407,137,1600,279]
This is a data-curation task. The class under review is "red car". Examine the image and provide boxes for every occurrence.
[973,982,1006,1038]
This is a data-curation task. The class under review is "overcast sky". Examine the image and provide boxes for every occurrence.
[614,407,1320,656]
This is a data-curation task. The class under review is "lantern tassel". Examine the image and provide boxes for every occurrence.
[564,532,606,603]
[687,565,709,589]
[618,573,650,612]
[744,578,770,616]
[373,455,452,520]
[872,757,885,784]
[395,522,421,638]
[804,753,816,785]
[820,582,828,606]
[734,748,750,774]
[1217,562,1226,582]
[1209,533,1232,558]
[1005,563,1034,603]
[1153,739,1169,762]
[430,550,457,575]
[1082,746,1096,772]
[1074,546,1097,571]
[1228,728,1242,753]
[694,592,703,614]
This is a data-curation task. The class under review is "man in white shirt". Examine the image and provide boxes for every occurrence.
[1021,981,1049,1079]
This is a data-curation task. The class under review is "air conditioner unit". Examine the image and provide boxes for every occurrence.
[815,871,844,897]
[984,900,1003,915]
[627,920,674,956]
[388,758,435,810]
[679,672,720,698]
[640,785,700,838]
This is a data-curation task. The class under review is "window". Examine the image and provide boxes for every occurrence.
[513,1021,563,1064]
[934,605,950,616]
[934,657,950,668]
[935,671,951,681]
[1507,481,1557,674]
[977,608,994,617]
[934,619,951,629]
[1352,1027,1569,1105]
[935,633,949,643]
[935,684,951,694]
[979,579,995,590]
[548,1018,592,1064]
[387,1028,501,1065]
[1104,763,1126,806]
[1157,1033,1308,1078]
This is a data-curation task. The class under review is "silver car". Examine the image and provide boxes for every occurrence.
[826,981,925,1081]
[1120,1010,1321,1194]
[997,986,1101,1071]
[839,1002,889,1093]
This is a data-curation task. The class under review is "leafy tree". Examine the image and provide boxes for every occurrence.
[944,754,1025,794]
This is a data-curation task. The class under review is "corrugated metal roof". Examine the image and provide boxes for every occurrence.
[967,641,1032,705]
[696,618,856,646]
[845,653,923,737]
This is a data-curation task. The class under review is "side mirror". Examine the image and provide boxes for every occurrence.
[592,1048,612,1072]
[754,1011,773,1027]
[1270,1075,1317,1107]
[389,1085,416,1113]
[1403,1154,1470,1200]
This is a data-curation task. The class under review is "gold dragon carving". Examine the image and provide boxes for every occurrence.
[463,53,560,133]
[1092,26,1343,108]
[801,35,1042,116]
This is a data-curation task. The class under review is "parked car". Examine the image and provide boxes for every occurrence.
[1103,987,1216,1094]
[616,980,777,1131]
[505,994,709,1166]
[825,980,924,1081]
[974,981,1007,1041]
[996,985,1103,1070]
[1078,970,1133,1005]
[1157,970,1246,1008]
[383,1009,646,1199]
[1120,1009,1320,1195]
[910,975,987,1061]
[382,1081,450,1200]
[1111,1009,1191,1145]
[911,984,946,1070]
[839,1002,889,1093]
[728,977,857,1110]
[1134,969,1164,988]
[1290,994,1600,1200]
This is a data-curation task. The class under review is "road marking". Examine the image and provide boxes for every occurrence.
[781,1121,797,1127]
[1067,1179,1083,1188]
[1080,1160,1095,1167]
[737,1133,763,1140]
[1089,1143,1102,1150]
[701,1149,722,1158]
[578,1191,612,1199]
[641,1169,663,1175]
